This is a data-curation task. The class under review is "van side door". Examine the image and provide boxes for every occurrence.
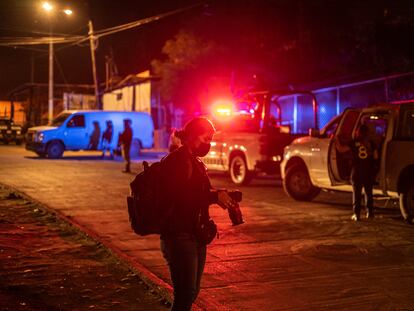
[64,114,88,150]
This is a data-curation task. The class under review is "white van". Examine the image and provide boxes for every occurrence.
[26,110,154,159]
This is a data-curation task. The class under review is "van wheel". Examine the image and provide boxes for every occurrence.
[229,155,253,185]
[399,180,414,224]
[47,141,64,159]
[283,163,320,201]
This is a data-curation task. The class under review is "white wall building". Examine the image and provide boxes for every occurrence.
[102,70,154,113]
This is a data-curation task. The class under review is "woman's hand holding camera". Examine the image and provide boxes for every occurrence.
[217,190,237,210]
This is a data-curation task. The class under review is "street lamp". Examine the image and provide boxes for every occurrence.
[42,2,53,12]
[41,2,73,123]
[63,9,73,16]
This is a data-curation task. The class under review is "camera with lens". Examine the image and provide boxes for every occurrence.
[227,190,244,226]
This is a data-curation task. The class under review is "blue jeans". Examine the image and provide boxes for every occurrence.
[161,233,207,311]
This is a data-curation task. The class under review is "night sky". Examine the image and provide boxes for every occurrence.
[1,0,414,98]
[0,0,195,97]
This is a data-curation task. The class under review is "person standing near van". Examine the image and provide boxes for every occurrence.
[88,121,101,150]
[101,120,114,159]
[335,124,378,221]
[119,119,133,173]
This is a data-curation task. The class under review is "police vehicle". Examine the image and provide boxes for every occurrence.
[202,91,317,185]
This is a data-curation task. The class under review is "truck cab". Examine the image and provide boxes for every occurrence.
[202,91,316,184]
[281,102,414,223]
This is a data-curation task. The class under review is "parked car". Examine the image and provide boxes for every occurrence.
[281,102,414,223]
[26,110,154,159]
[0,117,24,144]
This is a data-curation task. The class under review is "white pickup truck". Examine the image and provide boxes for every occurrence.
[281,102,414,223]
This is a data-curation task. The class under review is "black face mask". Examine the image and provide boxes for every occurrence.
[194,142,211,157]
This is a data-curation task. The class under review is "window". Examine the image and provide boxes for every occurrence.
[337,110,360,139]
[214,115,260,133]
[66,114,85,128]
[321,115,341,138]
[51,113,71,127]
[401,110,414,139]
[359,113,389,147]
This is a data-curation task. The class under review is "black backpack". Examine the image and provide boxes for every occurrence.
[127,160,170,236]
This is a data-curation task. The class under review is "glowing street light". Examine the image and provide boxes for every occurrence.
[63,9,73,16]
[41,2,53,12]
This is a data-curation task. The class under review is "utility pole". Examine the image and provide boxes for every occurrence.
[48,28,54,123]
[88,20,101,109]
[41,1,73,123]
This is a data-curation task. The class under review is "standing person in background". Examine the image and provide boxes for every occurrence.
[335,124,378,221]
[88,121,101,150]
[118,119,133,173]
[101,120,114,160]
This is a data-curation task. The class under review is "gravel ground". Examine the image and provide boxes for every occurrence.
[0,185,169,311]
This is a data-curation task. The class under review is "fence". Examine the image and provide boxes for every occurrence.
[277,72,414,133]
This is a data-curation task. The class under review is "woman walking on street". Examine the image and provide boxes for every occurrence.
[161,117,238,311]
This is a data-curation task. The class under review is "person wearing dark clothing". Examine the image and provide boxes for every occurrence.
[160,117,237,311]
[101,120,114,159]
[336,124,378,221]
[88,121,101,150]
[118,119,133,172]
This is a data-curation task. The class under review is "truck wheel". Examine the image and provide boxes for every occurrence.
[47,141,64,159]
[283,163,320,201]
[229,155,253,185]
[399,180,414,224]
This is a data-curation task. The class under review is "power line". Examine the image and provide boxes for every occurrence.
[0,3,203,47]
[0,35,85,46]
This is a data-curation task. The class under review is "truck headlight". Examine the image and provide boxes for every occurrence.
[37,132,44,142]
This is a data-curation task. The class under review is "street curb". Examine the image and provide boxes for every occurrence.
[0,183,206,310]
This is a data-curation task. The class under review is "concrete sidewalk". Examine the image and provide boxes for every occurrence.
[1,146,414,310]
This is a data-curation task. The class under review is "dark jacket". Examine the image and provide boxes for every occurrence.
[102,127,113,143]
[119,127,133,146]
[161,146,218,236]
[349,138,377,183]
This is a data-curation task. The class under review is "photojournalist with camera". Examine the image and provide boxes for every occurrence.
[160,117,243,311]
